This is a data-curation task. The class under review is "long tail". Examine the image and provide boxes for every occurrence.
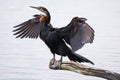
[68,52,94,65]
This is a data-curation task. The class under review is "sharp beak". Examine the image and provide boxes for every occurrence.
[30,6,40,10]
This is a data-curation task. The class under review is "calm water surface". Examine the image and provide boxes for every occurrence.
[0,0,120,80]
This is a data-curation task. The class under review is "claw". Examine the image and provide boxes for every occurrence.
[57,60,62,69]
[50,58,56,65]
[49,59,62,69]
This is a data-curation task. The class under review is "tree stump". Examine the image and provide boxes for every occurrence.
[49,59,120,80]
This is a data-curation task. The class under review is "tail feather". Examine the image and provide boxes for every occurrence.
[68,52,94,65]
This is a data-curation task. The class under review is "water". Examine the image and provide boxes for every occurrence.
[0,0,120,80]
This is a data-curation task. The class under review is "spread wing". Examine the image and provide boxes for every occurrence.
[13,15,42,39]
[58,17,95,52]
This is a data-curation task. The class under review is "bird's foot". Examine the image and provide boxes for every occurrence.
[49,59,62,69]
[57,59,62,69]
[50,58,56,65]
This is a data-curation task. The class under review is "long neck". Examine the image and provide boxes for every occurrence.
[45,10,51,23]
[40,22,51,40]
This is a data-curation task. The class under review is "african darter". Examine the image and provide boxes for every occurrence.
[13,6,95,65]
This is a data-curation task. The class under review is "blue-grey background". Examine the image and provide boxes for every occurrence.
[0,0,120,80]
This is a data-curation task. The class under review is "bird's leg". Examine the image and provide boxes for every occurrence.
[55,55,63,69]
[49,55,63,69]
[58,55,63,64]
[60,55,63,63]
[50,54,56,65]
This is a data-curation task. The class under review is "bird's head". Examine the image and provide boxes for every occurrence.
[30,6,49,14]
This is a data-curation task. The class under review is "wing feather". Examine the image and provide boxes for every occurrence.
[13,23,31,35]
[58,17,95,52]
[13,16,42,39]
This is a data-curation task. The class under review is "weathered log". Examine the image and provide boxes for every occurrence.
[49,59,120,80]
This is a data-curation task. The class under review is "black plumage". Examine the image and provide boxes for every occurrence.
[13,6,95,65]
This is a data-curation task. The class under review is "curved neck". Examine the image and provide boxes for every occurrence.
[44,10,51,23]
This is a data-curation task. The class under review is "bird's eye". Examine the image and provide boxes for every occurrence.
[40,8,43,11]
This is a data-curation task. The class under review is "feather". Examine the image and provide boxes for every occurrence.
[58,17,95,52]
[13,16,43,39]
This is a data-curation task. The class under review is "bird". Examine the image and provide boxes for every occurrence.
[13,6,95,65]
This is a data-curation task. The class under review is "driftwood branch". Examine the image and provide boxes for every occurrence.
[49,59,120,80]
